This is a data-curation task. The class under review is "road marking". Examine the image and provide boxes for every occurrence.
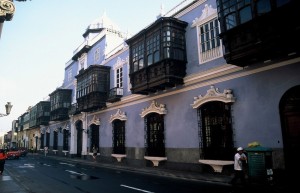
[0,175,12,181]
[60,162,75,167]
[18,164,35,168]
[65,170,86,175]
[120,184,154,193]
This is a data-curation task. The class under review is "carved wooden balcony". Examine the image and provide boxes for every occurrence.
[217,0,300,67]
[77,92,108,112]
[75,65,110,112]
[130,59,186,94]
[49,89,72,121]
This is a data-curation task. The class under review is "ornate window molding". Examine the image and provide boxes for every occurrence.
[109,109,127,123]
[34,132,40,138]
[40,125,47,134]
[191,85,235,108]
[191,4,217,28]
[89,115,101,126]
[45,127,50,133]
[140,100,167,118]
[63,122,70,131]
[0,0,15,21]
[72,112,86,124]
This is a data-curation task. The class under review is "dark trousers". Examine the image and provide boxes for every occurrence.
[0,159,5,173]
[231,170,246,185]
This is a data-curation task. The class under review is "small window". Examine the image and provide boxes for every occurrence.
[68,70,72,82]
[115,67,123,88]
[94,48,100,63]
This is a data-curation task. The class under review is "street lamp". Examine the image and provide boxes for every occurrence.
[0,0,31,38]
[0,102,13,117]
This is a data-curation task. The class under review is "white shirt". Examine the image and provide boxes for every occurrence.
[234,152,247,171]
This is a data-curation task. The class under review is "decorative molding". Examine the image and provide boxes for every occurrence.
[192,85,235,108]
[191,4,217,28]
[40,126,46,134]
[46,127,50,133]
[0,0,15,21]
[63,122,70,131]
[113,57,127,70]
[109,109,127,123]
[140,100,167,118]
[72,112,86,124]
[88,115,100,126]
[166,0,206,19]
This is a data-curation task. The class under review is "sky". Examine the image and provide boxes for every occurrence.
[0,0,183,136]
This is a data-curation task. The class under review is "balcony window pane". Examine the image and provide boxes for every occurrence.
[256,0,271,16]
[148,54,153,66]
[225,12,236,30]
[240,6,252,24]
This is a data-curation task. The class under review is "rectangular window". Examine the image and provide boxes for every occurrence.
[116,67,123,88]
[146,30,160,66]
[68,69,72,82]
[132,41,144,72]
[198,18,223,64]
[94,47,100,63]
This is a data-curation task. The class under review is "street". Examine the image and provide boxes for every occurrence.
[2,155,232,193]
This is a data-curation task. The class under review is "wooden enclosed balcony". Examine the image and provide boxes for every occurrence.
[217,0,300,67]
[126,17,188,95]
[75,65,110,112]
[130,59,186,94]
[49,89,72,121]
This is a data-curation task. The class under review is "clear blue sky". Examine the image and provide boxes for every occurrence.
[0,0,183,136]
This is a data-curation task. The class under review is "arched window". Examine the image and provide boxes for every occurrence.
[279,85,300,175]
[76,121,83,157]
[145,113,165,157]
[63,130,69,151]
[40,133,44,149]
[112,120,125,154]
[198,101,234,160]
[53,130,58,150]
[90,124,99,152]
[46,132,50,147]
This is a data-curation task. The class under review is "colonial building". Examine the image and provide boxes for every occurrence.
[15,0,300,179]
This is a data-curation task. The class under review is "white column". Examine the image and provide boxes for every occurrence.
[69,116,76,155]
[82,112,88,155]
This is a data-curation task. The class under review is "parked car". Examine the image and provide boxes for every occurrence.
[18,147,28,157]
[6,148,21,159]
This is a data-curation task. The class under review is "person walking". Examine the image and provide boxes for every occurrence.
[0,149,7,175]
[92,145,98,161]
[44,146,48,157]
[231,147,247,186]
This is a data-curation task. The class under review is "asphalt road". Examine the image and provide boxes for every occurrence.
[5,155,233,193]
